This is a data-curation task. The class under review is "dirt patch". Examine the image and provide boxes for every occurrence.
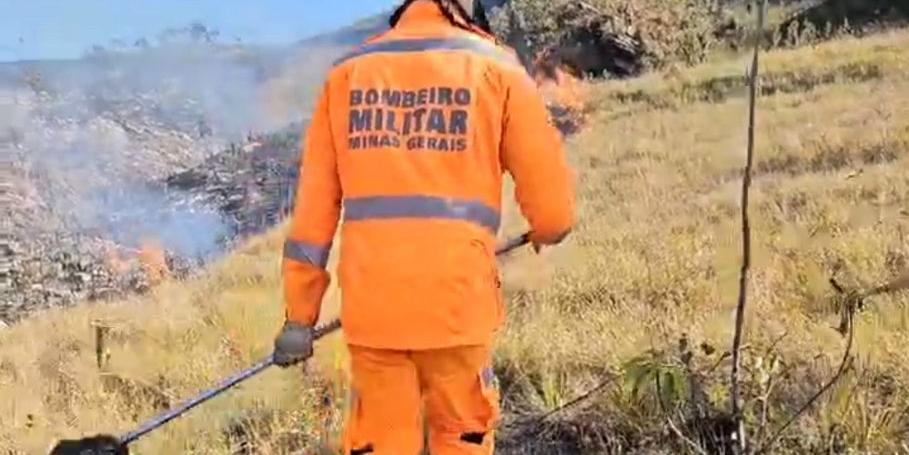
[497,415,629,455]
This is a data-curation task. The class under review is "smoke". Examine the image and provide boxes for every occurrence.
[40,43,275,140]
[8,106,226,260]
[81,184,228,261]
[4,25,358,263]
[257,45,341,130]
[3,38,283,261]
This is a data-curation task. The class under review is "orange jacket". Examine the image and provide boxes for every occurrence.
[282,0,574,350]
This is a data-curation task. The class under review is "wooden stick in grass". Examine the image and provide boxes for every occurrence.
[729,1,766,453]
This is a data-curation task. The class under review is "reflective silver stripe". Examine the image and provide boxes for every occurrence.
[334,37,522,69]
[348,387,359,412]
[283,240,331,268]
[343,195,500,233]
[481,366,496,389]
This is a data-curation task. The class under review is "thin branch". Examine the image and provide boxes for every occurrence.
[658,371,709,455]
[754,306,855,454]
[667,413,709,455]
[766,331,789,353]
[575,0,600,13]
[753,268,906,453]
[729,1,766,453]
[751,269,909,452]
[755,385,771,445]
[501,372,619,433]
[705,354,725,375]
[535,373,618,424]
[868,270,909,297]
[707,344,758,375]
[754,331,788,445]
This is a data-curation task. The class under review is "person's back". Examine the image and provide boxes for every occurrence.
[274,0,574,452]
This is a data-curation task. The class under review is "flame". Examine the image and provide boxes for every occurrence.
[531,51,587,132]
[103,238,170,286]
[103,242,133,277]
[535,66,585,111]
[138,238,169,286]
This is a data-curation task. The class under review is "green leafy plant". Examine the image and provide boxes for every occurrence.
[622,349,690,410]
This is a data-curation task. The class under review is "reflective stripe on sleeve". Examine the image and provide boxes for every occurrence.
[283,240,331,269]
[343,195,500,233]
[481,366,496,389]
[334,36,522,69]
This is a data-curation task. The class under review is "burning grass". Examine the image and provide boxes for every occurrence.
[0,229,350,454]
[534,65,590,136]
[1,27,909,454]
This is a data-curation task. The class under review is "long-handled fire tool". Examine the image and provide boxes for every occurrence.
[49,233,530,454]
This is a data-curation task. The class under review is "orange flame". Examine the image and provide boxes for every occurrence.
[534,65,585,110]
[138,238,169,286]
[531,54,588,133]
[103,238,170,286]
[532,49,585,129]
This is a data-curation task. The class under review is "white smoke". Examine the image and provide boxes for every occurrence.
[3,24,357,262]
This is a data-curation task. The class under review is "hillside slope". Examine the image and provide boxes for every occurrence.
[1,29,908,454]
[1,30,354,324]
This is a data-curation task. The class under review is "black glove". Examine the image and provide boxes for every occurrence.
[273,322,315,368]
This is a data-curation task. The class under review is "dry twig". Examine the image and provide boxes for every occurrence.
[729,1,766,452]
[535,373,618,424]
[498,372,618,435]
[656,366,709,455]
[868,270,909,296]
[753,269,906,453]
[755,291,857,454]
[754,331,788,445]
[667,413,709,455]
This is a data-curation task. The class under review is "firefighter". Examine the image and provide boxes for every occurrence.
[273,0,575,453]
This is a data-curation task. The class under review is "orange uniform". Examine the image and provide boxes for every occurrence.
[281,0,574,452]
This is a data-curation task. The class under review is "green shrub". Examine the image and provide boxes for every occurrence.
[490,0,722,75]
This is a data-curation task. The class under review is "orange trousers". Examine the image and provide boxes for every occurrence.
[341,344,500,455]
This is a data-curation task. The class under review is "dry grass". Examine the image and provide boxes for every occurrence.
[0,230,350,454]
[2,28,908,454]
[495,28,909,454]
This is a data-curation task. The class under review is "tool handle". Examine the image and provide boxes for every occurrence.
[117,231,530,446]
[120,319,342,445]
[496,232,531,256]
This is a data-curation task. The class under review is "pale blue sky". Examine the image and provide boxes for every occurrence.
[0,0,400,62]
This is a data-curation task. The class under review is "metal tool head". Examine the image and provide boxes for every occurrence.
[49,434,128,455]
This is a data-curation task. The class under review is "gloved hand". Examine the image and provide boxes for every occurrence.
[531,230,571,254]
[273,322,315,368]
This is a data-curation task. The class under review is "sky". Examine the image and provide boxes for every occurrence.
[0,0,400,62]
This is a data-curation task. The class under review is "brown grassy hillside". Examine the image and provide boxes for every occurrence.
[496,27,909,454]
[1,28,908,454]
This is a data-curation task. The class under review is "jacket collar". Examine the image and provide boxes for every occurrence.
[394,0,495,40]
[396,0,463,28]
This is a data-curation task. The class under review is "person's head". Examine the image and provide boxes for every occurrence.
[389,0,493,34]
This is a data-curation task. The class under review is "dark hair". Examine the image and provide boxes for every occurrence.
[389,0,492,34]
[388,0,416,27]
